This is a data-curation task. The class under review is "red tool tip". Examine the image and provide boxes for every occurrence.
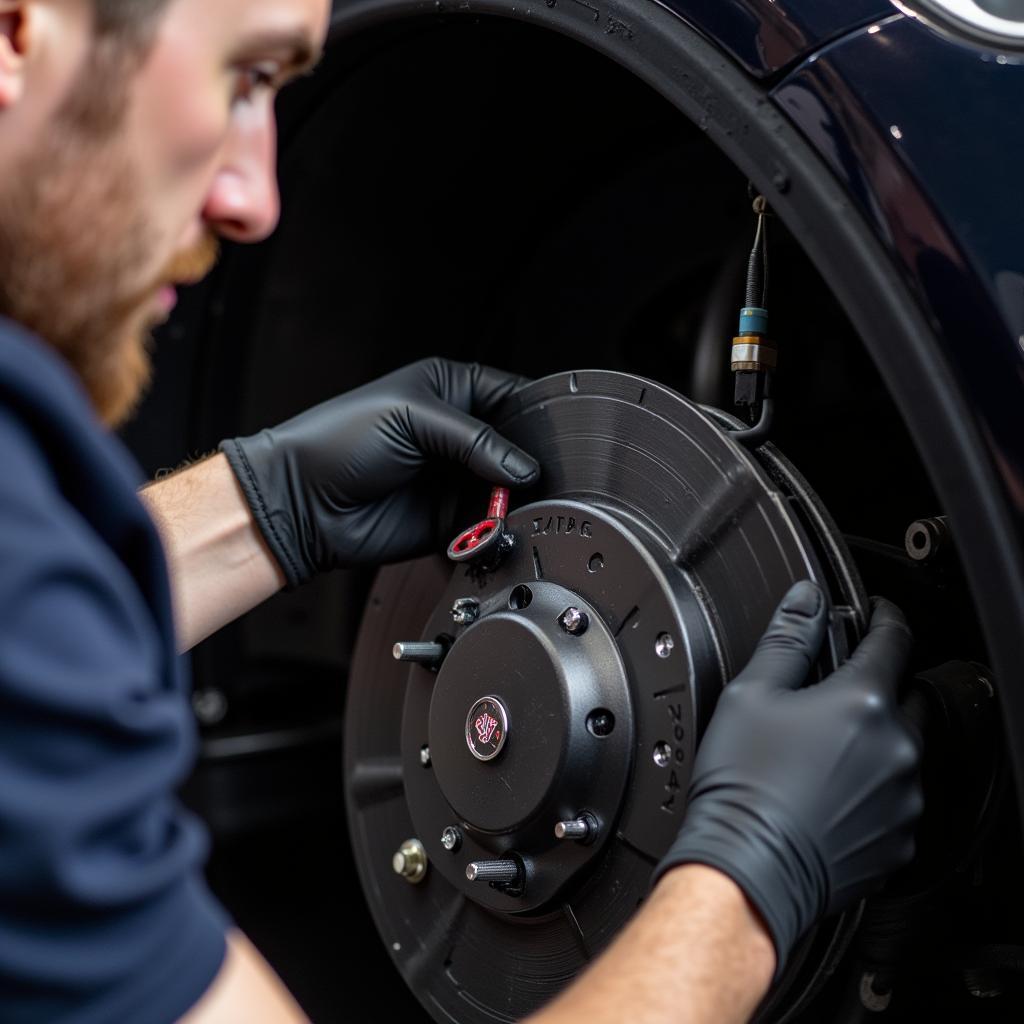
[488,487,510,520]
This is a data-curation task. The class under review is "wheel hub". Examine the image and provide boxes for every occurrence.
[428,581,630,834]
[408,541,643,910]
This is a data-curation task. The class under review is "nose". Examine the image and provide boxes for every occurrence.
[202,99,281,243]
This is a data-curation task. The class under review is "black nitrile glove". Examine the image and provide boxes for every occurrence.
[220,358,539,587]
[653,581,922,976]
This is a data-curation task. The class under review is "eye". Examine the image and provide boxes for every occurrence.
[233,64,280,105]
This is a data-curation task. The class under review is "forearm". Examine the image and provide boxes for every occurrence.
[140,454,286,652]
[180,930,307,1024]
[527,865,775,1024]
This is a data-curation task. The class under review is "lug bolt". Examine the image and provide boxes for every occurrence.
[466,858,521,885]
[451,598,480,626]
[393,641,446,667]
[559,607,589,636]
[392,839,428,884]
[441,826,463,852]
[554,816,595,842]
[419,745,431,767]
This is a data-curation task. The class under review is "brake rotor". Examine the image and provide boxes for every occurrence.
[345,370,867,1022]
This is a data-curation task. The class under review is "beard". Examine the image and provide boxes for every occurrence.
[0,41,218,428]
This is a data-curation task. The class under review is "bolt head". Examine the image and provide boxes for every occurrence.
[451,598,480,626]
[440,826,462,852]
[559,606,589,636]
[393,839,427,883]
[420,745,431,767]
[655,632,675,658]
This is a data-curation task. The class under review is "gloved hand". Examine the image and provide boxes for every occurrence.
[653,580,922,976]
[220,358,539,587]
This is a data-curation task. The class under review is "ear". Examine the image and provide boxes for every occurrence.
[0,2,28,109]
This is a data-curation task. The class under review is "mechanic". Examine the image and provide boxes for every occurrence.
[0,1,921,1021]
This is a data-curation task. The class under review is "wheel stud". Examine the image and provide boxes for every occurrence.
[554,816,593,841]
[466,858,520,885]
[393,641,446,667]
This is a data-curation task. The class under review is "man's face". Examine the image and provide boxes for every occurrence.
[0,0,330,425]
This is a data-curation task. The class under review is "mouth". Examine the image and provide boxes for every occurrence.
[148,234,221,324]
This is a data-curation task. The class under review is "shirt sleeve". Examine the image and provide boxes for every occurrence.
[0,411,228,1023]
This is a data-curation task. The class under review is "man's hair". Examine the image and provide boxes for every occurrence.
[91,0,172,43]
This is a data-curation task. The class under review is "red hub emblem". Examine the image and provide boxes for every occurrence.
[475,712,499,745]
[466,696,509,762]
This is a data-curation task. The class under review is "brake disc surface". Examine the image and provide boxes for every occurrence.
[345,371,867,1022]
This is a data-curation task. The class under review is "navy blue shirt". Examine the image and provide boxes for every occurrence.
[0,320,227,1021]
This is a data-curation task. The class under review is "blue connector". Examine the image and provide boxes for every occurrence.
[738,307,769,336]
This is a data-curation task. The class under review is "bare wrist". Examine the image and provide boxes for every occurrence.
[654,863,777,989]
